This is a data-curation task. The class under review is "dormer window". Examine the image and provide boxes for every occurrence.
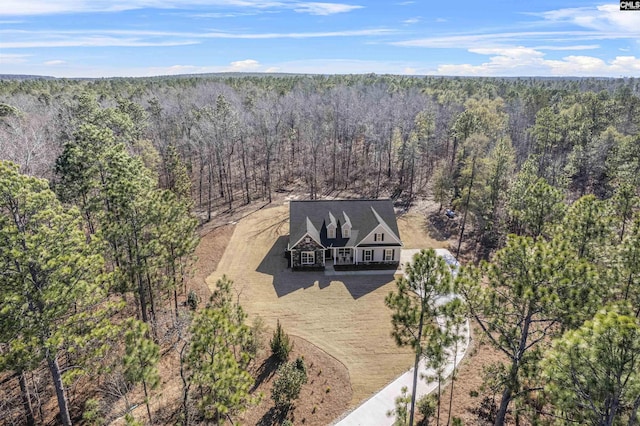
[342,225,350,238]
[328,227,336,239]
[374,233,384,242]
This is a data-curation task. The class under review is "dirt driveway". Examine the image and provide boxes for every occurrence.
[206,202,447,407]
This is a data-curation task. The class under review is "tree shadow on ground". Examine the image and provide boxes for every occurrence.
[426,211,458,241]
[257,406,288,426]
[251,354,280,393]
[256,236,395,299]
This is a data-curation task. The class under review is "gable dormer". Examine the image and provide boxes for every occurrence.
[341,211,352,238]
[326,211,337,239]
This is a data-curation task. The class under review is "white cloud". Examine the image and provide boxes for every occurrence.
[293,2,362,15]
[130,59,264,76]
[1,0,362,16]
[43,59,66,65]
[186,11,258,18]
[392,30,637,49]
[394,4,640,51]
[1,37,200,48]
[403,17,420,25]
[539,4,640,33]
[199,28,392,39]
[429,47,640,77]
[226,58,261,71]
[111,58,419,77]
[253,58,418,74]
[532,44,600,51]
[468,46,544,59]
[0,28,393,49]
[0,53,31,64]
[392,31,552,48]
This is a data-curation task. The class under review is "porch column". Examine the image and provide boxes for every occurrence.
[334,248,336,265]
[354,248,358,265]
[322,250,325,266]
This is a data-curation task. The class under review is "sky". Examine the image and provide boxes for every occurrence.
[1,0,640,78]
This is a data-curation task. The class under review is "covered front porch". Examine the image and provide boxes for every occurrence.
[328,247,357,265]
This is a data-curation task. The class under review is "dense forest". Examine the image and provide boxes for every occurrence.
[1,74,639,425]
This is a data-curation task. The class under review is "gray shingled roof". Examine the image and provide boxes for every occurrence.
[289,199,401,249]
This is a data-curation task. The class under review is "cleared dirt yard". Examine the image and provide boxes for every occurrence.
[206,203,448,408]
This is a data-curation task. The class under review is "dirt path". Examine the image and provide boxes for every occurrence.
[206,203,447,407]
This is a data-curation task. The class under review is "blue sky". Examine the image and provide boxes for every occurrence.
[1,0,639,77]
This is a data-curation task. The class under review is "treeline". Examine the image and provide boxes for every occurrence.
[1,75,639,202]
[0,87,202,424]
[0,77,291,425]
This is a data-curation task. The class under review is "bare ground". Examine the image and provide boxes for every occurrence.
[238,335,352,426]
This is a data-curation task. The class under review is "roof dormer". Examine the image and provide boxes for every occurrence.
[342,211,352,238]
[326,211,337,239]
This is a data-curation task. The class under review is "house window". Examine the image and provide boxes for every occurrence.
[343,227,350,238]
[301,251,315,265]
[384,249,394,261]
[328,227,336,239]
[363,249,373,262]
[337,248,351,257]
[304,237,310,243]
[374,233,384,242]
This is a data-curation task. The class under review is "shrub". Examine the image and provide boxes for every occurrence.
[271,361,308,409]
[187,289,199,310]
[294,356,306,375]
[244,315,266,360]
[416,393,436,421]
[124,413,143,426]
[270,319,293,363]
[82,398,105,426]
[386,386,410,426]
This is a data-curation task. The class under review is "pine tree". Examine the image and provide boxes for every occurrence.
[561,194,613,263]
[508,175,566,239]
[270,320,293,364]
[0,161,111,426]
[542,305,640,426]
[457,235,598,426]
[619,215,640,314]
[385,249,453,426]
[123,319,160,423]
[56,103,199,327]
[187,278,258,424]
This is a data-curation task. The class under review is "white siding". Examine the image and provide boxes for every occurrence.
[358,247,396,262]
[358,224,401,246]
